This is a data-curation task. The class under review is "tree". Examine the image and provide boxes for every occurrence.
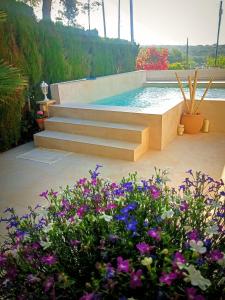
[80,0,101,31]
[129,0,134,43]
[118,0,120,38]
[101,0,106,38]
[19,0,52,20]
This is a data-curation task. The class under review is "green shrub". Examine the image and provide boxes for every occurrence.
[168,62,185,70]
[206,56,225,68]
[0,0,138,151]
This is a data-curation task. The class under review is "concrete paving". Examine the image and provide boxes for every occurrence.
[0,132,225,236]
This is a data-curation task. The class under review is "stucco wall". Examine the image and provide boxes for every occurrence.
[50,71,146,104]
[146,69,225,81]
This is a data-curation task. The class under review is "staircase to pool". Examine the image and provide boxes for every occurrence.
[34,104,150,161]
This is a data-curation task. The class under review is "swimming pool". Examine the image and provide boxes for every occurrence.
[92,87,225,108]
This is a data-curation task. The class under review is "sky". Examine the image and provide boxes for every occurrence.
[35,0,225,45]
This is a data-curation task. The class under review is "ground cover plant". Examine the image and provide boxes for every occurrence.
[0,166,224,299]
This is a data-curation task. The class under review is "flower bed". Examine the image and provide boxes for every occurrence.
[0,166,224,299]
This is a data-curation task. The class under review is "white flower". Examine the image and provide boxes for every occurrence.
[141,257,153,267]
[190,240,206,254]
[99,214,113,222]
[161,209,174,220]
[205,224,219,235]
[185,265,211,291]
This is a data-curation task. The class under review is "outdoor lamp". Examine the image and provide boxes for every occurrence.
[40,81,49,101]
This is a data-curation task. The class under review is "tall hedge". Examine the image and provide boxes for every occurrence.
[0,0,138,151]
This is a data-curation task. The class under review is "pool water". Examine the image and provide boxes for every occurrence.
[92,87,225,108]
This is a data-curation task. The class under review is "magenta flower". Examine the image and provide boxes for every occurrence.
[149,185,160,199]
[41,255,57,265]
[43,276,54,292]
[106,203,117,210]
[79,293,95,300]
[39,190,48,199]
[70,240,81,247]
[187,229,199,241]
[148,228,161,241]
[77,205,88,218]
[173,252,186,265]
[186,287,205,300]
[180,201,189,211]
[209,249,224,261]
[130,269,143,288]
[159,272,177,285]
[117,256,130,273]
[136,242,152,254]
[78,178,87,185]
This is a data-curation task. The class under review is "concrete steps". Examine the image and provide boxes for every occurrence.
[34,130,148,161]
[45,117,147,143]
[34,105,150,161]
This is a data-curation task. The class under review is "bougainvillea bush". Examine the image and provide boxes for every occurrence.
[136,47,169,70]
[0,166,224,299]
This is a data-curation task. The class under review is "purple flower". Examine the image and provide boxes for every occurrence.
[180,201,189,211]
[173,252,186,265]
[61,199,70,210]
[186,169,193,175]
[39,190,48,199]
[187,230,199,241]
[186,287,205,300]
[106,203,117,210]
[27,274,40,284]
[78,178,87,185]
[122,182,134,192]
[148,228,161,241]
[136,242,151,254]
[90,164,102,179]
[43,276,54,292]
[41,254,57,265]
[117,256,129,273]
[80,293,95,300]
[159,272,177,285]
[149,185,160,199]
[130,269,143,288]
[70,240,81,247]
[179,185,186,191]
[209,249,224,261]
[126,219,137,232]
[7,266,18,280]
[106,263,115,279]
[77,205,88,218]
[121,202,138,214]
[115,214,128,222]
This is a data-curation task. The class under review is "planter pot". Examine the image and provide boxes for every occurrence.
[35,118,46,130]
[181,113,204,134]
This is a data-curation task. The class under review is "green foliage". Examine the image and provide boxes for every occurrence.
[0,0,138,151]
[206,55,225,68]
[168,48,184,64]
[168,62,184,70]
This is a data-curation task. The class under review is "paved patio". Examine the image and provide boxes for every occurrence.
[0,132,225,237]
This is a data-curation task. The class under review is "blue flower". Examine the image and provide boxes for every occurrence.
[90,164,103,179]
[125,218,137,232]
[120,202,137,214]
[115,214,128,222]
[122,182,133,192]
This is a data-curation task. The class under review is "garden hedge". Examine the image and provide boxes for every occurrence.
[0,0,138,151]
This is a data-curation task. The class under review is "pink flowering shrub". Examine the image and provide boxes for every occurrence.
[0,166,224,299]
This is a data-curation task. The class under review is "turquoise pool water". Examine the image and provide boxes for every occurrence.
[92,87,225,108]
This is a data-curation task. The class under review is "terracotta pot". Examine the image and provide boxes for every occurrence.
[35,118,46,130]
[181,113,204,134]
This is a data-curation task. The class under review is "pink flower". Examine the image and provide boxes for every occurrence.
[148,228,161,241]
[136,242,152,254]
[79,293,95,300]
[130,269,143,288]
[37,110,44,115]
[41,255,57,265]
[43,276,54,292]
[173,252,186,265]
[209,249,224,261]
[149,185,160,199]
[77,205,88,218]
[186,287,205,300]
[180,201,189,211]
[187,230,199,241]
[117,256,129,273]
[159,272,177,285]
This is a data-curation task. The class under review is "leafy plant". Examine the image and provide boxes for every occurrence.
[0,167,224,299]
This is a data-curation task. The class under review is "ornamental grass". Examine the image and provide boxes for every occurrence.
[0,166,224,299]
